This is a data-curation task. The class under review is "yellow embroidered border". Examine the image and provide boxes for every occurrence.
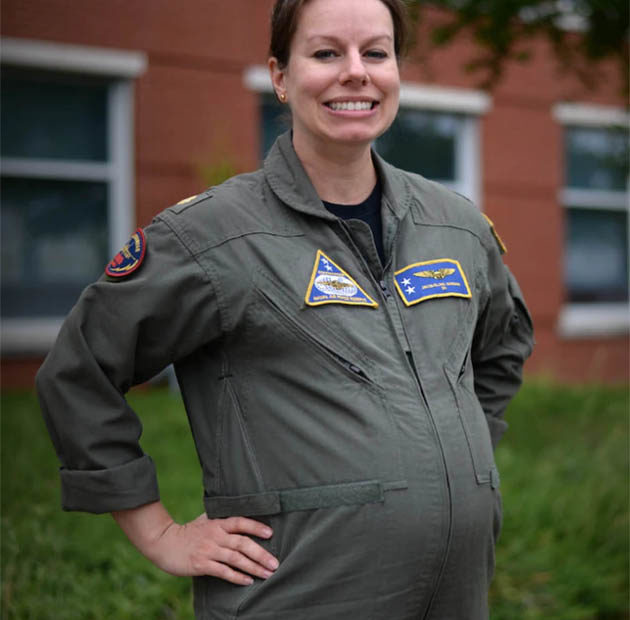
[305,250,378,308]
[393,258,472,307]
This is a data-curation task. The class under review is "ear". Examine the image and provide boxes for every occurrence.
[268,57,287,100]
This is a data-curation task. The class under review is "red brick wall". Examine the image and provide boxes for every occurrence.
[2,0,627,386]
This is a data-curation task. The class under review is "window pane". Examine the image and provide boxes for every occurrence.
[567,126,629,191]
[1,72,108,161]
[565,208,628,302]
[376,110,461,180]
[1,177,108,318]
[261,94,290,159]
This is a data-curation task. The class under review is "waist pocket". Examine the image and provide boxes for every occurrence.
[445,359,499,488]
[204,479,407,519]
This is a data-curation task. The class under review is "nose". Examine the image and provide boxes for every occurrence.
[339,49,369,86]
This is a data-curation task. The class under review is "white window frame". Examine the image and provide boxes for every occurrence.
[244,66,490,207]
[553,102,630,338]
[1,38,147,354]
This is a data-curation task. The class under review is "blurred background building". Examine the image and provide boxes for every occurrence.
[1,0,628,387]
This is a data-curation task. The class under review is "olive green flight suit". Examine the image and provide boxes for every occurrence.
[37,131,534,619]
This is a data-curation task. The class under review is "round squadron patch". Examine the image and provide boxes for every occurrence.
[105,228,146,278]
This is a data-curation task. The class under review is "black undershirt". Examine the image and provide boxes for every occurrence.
[322,180,385,265]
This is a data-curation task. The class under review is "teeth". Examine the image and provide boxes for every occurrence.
[329,101,373,111]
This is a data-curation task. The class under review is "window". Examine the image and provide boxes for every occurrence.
[554,103,630,337]
[1,71,110,319]
[0,38,146,354]
[246,67,490,206]
[375,108,477,200]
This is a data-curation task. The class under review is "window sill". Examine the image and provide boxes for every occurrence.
[1,318,64,356]
[557,303,630,339]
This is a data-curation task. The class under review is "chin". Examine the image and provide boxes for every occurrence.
[326,127,382,145]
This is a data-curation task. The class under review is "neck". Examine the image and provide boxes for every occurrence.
[293,132,377,205]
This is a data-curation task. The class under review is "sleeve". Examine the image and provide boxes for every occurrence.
[35,216,222,513]
[471,234,535,450]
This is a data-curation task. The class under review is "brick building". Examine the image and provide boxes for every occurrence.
[1,1,628,386]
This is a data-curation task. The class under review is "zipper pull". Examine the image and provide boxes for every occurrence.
[379,280,392,300]
[340,358,369,382]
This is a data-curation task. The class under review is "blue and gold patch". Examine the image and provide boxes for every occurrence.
[105,229,146,278]
[394,258,471,306]
[305,250,378,308]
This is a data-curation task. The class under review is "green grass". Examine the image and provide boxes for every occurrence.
[1,382,628,619]
[490,382,629,620]
[1,389,200,620]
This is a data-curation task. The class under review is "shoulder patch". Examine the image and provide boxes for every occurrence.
[305,250,378,308]
[482,213,507,254]
[394,258,472,306]
[105,229,146,278]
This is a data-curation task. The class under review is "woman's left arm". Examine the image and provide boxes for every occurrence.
[471,238,535,450]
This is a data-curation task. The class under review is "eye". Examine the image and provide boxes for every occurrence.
[365,49,388,60]
[313,49,338,60]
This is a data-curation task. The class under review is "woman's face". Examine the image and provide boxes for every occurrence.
[270,0,400,153]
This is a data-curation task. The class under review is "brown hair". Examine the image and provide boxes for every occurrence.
[269,0,411,69]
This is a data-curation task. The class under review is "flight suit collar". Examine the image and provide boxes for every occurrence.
[264,131,335,221]
[263,131,413,223]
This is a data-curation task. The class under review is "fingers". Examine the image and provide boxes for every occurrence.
[164,515,280,584]
[214,544,276,580]
[221,516,274,539]
[194,516,279,585]
[226,532,279,571]
[205,560,257,586]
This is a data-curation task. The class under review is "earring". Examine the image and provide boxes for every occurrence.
[279,92,287,103]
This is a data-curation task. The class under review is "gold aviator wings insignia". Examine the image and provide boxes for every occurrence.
[323,278,349,291]
[414,268,456,280]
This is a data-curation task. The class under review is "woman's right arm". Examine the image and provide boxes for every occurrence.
[112,502,278,584]
[37,218,278,583]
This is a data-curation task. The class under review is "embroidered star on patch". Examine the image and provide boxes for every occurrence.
[305,250,378,308]
[394,258,471,306]
[105,229,146,278]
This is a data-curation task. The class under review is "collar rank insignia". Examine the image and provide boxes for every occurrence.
[105,228,146,278]
[394,258,471,307]
[305,250,378,308]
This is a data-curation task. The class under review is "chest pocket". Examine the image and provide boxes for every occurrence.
[398,274,478,366]
[241,268,406,488]
[399,264,498,487]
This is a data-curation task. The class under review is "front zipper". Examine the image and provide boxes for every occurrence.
[405,350,454,620]
[257,286,374,386]
[338,219,455,619]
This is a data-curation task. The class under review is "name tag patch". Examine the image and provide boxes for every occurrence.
[394,258,471,306]
[105,229,146,278]
[305,250,378,308]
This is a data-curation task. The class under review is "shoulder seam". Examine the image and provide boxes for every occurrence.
[156,215,227,335]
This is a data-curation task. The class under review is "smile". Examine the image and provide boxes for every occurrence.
[325,101,377,111]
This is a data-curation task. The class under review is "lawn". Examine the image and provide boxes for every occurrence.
[1,381,628,619]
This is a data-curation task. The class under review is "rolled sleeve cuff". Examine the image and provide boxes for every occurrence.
[60,455,160,514]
